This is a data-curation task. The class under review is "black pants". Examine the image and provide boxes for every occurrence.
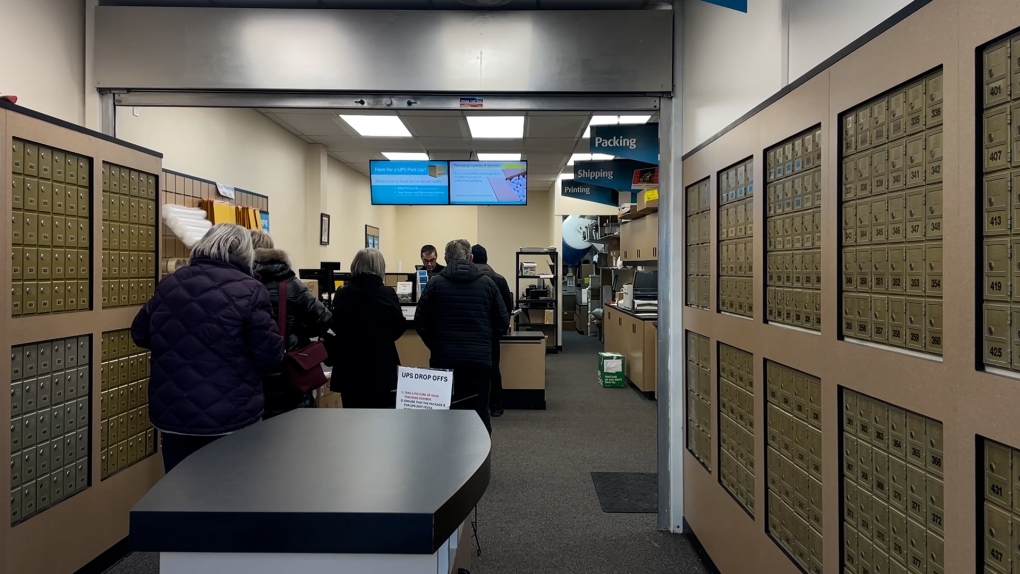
[489,340,503,409]
[161,433,224,473]
[433,363,492,434]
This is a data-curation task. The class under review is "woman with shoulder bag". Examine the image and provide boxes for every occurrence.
[329,248,407,408]
[251,230,333,418]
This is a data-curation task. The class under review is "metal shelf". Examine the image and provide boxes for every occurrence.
[516,248,559,353]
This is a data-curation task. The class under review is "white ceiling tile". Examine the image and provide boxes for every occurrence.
[270,111,352,137]
[523,138,577,153]
[525,114,590,139]
[429,151,474,160]
[415,136,478,150]
[401,116,468,138]
[471,139,526,152]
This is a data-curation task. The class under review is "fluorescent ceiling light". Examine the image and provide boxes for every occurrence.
[382,152,429,160]
[477,153,523,161]
[568,153,615,166]
[466,116,525,139]
[583,115,652,138]
[339,114,412,137]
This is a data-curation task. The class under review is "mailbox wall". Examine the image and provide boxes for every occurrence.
[680,1,1020,573]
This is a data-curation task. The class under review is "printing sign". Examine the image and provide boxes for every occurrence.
[396,366,453,410]
[573,159,653,192]
[589,123,659,165]
[701,0,747,12]
[561,179,617,206]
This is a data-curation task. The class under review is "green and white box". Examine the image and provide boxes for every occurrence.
[598,352,626,388]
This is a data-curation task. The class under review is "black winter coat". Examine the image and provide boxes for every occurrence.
[254,248,333,416]
[328,273,408,407]
[474,263,514,324]
[131,256,284,435]
[414,259,510,368]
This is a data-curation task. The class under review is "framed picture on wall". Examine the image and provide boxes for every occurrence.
[320,213,330,246]
[365,225,380,250]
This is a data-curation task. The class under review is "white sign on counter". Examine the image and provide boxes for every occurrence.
[396,366,453,410]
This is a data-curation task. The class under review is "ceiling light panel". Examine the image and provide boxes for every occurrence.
[582,115,652,138]
[477,153,523,161]
[339,114,412,137]
[466,116,525,139]
[382,152,429,160]
[568,153,615,165]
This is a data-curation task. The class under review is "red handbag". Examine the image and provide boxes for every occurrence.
[277,278,329,392]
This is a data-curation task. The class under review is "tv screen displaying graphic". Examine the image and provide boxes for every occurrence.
[449,161,528,205]
[370,160,450,205]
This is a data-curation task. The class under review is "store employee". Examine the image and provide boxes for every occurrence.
[419,244,446,277]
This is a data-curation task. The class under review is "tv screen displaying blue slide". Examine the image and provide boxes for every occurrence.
[369,160,450,205]
[449,161,528,205]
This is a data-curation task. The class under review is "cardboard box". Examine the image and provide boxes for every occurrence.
[638,189,659,212]
[598,352,626,388]
[544,309,555,324]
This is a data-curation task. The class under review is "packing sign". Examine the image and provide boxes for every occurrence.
[589,123,659,165]
[396,366,453,410]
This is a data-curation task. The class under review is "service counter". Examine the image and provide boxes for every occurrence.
[396,307,547,409]
[130,409,490,574]
[603,304,658,397]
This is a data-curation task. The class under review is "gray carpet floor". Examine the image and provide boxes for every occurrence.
[104,332,707,574]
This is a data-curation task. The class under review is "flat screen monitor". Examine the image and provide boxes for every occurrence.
[370,160,450,205]
[449,160,528,205]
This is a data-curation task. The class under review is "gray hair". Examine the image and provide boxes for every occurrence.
[445,239,471,263]
[191,224,255,270]
[350,248,386,277]
[249,229,274,250]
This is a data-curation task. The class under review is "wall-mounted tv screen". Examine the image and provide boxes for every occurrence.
[449,161,528,205]
[369,160,450,205]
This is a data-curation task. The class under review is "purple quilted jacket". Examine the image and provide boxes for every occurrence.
[131,256,284,435]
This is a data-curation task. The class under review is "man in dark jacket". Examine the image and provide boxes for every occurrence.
[419,244,445,277]
[131,224,283,472]
[252,240,333,418]
[470,244,513,417]
[415,239,509,434]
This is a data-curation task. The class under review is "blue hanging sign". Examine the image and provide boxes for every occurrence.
[573,159,654,191]
[589,123,659,165]
[560,180,617,206]
[701,0,747,12]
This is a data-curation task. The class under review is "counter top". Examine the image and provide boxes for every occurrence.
[606,303,658,320]
[130,409,490,555]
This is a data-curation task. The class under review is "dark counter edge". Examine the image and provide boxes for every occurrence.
[606,303,658,321]
[128,452,491,556]
[0,99,163,159]
[400,320,546,342]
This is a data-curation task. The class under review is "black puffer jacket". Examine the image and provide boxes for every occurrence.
[254,248,332,416]
[131,256,283,435]
[415,259,510,368]
[328,273,407,406]
[474,263,514,321]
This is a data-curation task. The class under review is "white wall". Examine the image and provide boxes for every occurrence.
[324,158,398,268]
[116,107,311,266]
[682,0,784,153]
[0,0,86,124]
[789,0,914,79]
[682,0,914,153]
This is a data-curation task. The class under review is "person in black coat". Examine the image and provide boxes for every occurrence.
[329,248,407,408]
[415,240,509,433]
[470,244,513,417]
[251,231,333,418]
[132,224,283,472]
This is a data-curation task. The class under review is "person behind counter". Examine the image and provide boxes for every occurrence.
[419,244,445,277]
[250,230,332,419]
[131,224,284,472]
[328,248,407,408]
[414,239,509,434]
[469,244,513,418]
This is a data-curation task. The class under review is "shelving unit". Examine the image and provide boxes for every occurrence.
[515,248,559,353]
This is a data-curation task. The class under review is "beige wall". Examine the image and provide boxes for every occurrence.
[477,187,554,288]
[0,0,86,124]
[392,205,479,273]
[323,158,397,269]
[116,108,310,267]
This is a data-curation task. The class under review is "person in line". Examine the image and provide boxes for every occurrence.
[328,248,407,408]
[420,244,445,277]
[415,239,509,433]
[470,244,514,418]
[250,229,332,418]
[131,224,283,472]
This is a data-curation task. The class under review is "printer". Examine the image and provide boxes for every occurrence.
[632,270,658,312]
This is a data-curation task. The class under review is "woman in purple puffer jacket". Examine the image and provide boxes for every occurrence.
[131,224,284,472]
